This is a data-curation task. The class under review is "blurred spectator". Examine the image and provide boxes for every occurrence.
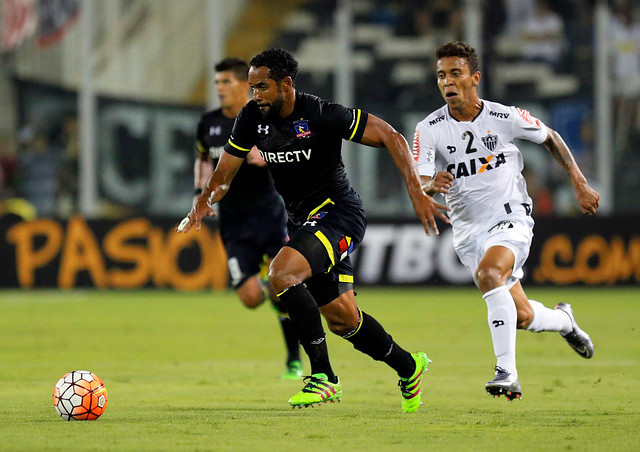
[395,0,461,40]
[417,0,461,39]
[0,132,37,221]
[0,133,17,195]
[610,0,640,95]
[610,0,640,154]
[520,0,566,67]
[370,1,402,28]
[503,0,535,35]
[51,114,79,217]
[306,0,336,29]
[16,125,62,217]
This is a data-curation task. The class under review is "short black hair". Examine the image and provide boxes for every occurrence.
[214,58,249,81]
[435,41,479,74]
[250,48,298,83]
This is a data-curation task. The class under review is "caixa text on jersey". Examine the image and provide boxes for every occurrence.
[447,153,506,179]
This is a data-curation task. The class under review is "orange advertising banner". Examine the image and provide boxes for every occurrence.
[1,216,228,290]
[1,215,639,288]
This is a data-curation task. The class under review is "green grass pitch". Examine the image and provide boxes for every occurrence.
[0,287,638,451]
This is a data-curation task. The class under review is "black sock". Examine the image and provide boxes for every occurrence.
[278,317,300,364]
[344,310,415,378]
[270,296,287,315]
[270,295,301,363]
[278,284,336,382]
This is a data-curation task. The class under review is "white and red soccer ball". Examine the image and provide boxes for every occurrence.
[52,370,108,421]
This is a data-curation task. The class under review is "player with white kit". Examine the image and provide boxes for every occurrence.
[415,41,599,400]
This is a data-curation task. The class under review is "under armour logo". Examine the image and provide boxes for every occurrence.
[209,126,222,136]
[492,320,505,328]
[257,124,270,134]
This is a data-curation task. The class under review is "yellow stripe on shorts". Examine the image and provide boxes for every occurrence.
[314,230,335,269]
[307,198,335,220]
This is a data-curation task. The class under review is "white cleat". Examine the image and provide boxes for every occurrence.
[486,366,522,401]
[556,303,594,359]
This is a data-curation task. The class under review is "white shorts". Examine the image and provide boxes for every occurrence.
[455,214,534,289]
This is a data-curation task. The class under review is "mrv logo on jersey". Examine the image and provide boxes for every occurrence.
[489,111,510,119]
[429,115,445,126]
[259,148,312,163]
[446,152,506,179]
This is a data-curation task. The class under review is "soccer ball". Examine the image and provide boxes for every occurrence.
[52,370,108,421]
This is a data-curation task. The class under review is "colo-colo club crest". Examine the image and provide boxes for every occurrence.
[294,119,311,138]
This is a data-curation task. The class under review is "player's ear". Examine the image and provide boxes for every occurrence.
[472,71,481,87]
[282,76,293,91]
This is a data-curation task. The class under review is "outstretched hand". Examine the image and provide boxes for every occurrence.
[176,195,216,233]
[413,192,450,236]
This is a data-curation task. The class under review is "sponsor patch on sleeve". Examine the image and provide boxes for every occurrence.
[412,129,420,162]
[516,108,540,127]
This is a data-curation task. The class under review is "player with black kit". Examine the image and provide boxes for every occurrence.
[180,48,449,412]
[194,57,302,380]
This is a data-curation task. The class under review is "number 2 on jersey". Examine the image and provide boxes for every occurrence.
[462,131,477,154]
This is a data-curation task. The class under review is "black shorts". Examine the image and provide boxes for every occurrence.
[286,193,366,306]
[219,202,288,289]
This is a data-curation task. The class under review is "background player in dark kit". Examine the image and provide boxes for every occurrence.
[194,57,301,380]
[179,48,449,412]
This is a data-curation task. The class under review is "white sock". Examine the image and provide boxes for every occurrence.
[526,299,572,334]
[483,286,518,378]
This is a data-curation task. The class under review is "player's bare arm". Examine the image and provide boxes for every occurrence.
[543,128,599,215]
[359,114,450,235]
[178,151,244,232]
[193,151,213,206]
[420,171,454,196]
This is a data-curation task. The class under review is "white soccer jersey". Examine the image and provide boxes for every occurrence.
[413,99,548,248]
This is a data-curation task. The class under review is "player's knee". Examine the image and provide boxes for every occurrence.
[267,269,284,293]
[268,268,296,294]
[235,278,267,309]
[237,289,265,309]
[238,295,262,309]
[475,265,506,292]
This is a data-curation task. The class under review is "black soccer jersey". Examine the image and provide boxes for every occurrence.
[196,109,280,215]
[223,92,369,223]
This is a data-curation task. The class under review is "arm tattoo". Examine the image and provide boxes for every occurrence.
[544,130,575,170]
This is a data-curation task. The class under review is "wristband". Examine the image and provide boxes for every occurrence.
[194,188,203,195]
